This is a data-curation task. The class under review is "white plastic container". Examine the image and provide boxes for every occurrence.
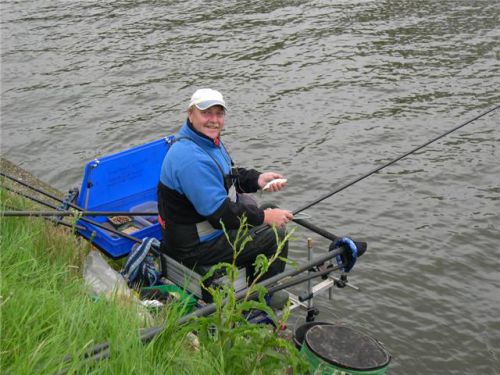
[130,201,158,227]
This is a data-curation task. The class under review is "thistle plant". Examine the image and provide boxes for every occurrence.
[190,217,308,374]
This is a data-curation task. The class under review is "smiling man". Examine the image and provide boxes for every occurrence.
[158,88,293,291]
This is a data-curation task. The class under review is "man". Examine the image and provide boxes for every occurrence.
[158,88,293,287]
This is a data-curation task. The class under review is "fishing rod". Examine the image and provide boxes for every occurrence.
[0,171,78,207]
[2,185,87,231]
[293,105,500,215]
[2,174,366,301]
[3,188,366,264]
[85,264,347,365]
[2,184,63,211]
[2,167,365,368]
[0,171,366,250]
[1,209,368,254]
[66,244,360,368]
[1,210,156,217]
[1,184,146,245]
[3,105,497,227]
[2,211,86,231]
[0,208,367,253]
[6,185,357,367]
[8,181,354,368]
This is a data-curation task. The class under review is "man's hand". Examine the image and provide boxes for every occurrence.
[258,172,288,192]
[263,208,293,228]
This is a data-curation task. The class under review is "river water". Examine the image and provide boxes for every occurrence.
[1,1,499,373]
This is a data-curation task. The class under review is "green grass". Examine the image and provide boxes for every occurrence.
[0,189,308,374]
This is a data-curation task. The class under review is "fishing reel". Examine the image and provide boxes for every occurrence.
[54,187,80,225]
[314,237,359,287]
[299,236,361,306]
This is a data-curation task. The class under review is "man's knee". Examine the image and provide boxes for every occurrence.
[251,225,289,257]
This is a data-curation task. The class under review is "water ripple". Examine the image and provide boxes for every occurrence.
[2,0,500,373]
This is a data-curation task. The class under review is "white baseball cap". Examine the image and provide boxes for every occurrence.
[188,88,227,111]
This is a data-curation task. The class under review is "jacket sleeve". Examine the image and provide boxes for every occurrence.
[207,198,265,229]
[235,167,261,193]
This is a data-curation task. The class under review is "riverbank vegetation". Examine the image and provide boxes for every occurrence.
[0,188,307,374]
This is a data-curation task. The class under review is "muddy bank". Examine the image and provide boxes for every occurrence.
[1,157,63,202]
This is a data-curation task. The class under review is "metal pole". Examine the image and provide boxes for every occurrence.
[307,238,313,311]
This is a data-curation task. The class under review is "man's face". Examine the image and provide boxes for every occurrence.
[188,105,225,140]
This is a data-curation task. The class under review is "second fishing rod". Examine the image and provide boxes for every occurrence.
[1,171,367,252]
[64,242,361,369]
[3,105,497,250]
[1,171,366,308]
[294,104,499,215]
[4,174,365,370]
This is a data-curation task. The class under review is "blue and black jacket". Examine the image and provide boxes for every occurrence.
[158,120,264,251]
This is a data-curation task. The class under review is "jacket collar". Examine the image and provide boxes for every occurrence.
[181,120,221,148]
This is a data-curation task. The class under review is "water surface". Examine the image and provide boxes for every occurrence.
[2,1,499,373]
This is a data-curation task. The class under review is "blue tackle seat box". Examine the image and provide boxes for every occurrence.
[76,138,170,258]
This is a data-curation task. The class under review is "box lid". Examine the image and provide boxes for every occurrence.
[76,138,170,210]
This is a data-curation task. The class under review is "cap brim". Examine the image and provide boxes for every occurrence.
[194,100,227,111]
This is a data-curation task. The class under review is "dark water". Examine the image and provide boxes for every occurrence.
[2,1,499,373]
